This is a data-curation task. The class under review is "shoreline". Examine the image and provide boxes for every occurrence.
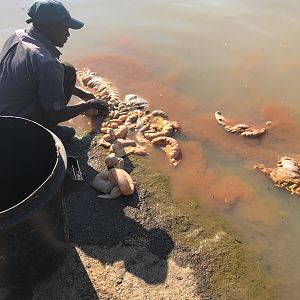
[30,130,279,299]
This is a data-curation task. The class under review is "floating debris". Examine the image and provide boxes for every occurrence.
[254,156,300,195]
[215,111,267,138]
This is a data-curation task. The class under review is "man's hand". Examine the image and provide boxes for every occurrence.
[74,86,111,102]
[80,90,96,101]
[73,86,97,101]
[86,97,109,117]
[52,93,110,123]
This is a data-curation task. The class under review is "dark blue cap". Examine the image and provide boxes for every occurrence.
[26,0,84,29]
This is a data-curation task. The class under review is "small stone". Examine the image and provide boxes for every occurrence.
[187,228,204,239]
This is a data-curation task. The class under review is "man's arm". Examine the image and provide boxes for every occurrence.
[73,86,95,101]
[50,101,90,123]
[48,97,109,124]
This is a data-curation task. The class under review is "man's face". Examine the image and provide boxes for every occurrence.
[47,22,70,47]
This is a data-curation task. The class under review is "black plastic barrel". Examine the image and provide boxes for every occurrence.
[0,116,69,288]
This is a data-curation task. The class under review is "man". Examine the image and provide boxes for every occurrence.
[0,0,109,142]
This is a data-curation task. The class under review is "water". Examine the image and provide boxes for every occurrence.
[2,1,300,298]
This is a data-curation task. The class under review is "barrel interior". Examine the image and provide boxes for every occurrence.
[0,118,57,212]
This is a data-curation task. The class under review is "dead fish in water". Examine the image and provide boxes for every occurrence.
[215,111,266,138]
[124,94,149,109]
[254,156,300,195]
[76,68,120,102]
[151,136,181,167]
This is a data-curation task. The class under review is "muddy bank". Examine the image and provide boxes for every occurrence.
[130,152,279,299]
[1,130,278,299]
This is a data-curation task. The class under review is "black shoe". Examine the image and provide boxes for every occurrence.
[51,125,76,143]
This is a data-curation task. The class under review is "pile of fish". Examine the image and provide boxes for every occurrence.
[78,68,300,198]
[76,67,182,199]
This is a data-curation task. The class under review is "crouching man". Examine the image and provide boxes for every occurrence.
[0,0,108,142]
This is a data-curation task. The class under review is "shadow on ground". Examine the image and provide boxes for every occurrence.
[65,132,175,284]
[32,246,100,300]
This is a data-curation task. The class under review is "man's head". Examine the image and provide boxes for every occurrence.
[27,0,84,47]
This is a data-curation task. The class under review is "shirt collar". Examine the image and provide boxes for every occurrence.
[25,24,62,58]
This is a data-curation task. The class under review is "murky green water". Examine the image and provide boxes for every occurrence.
[2,1,300,298]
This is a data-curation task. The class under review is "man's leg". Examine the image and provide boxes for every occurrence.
[51,125,75,143]
[62,62,77,103]
[51,62,77,142]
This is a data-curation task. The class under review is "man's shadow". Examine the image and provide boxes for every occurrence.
[64,130,175,285]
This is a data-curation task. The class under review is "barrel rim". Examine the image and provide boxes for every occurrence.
[0,116,67,216]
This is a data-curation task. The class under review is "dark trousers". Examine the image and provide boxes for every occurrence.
[62,62,77,104]
[45,62,76,126]
[45,62,77,142]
